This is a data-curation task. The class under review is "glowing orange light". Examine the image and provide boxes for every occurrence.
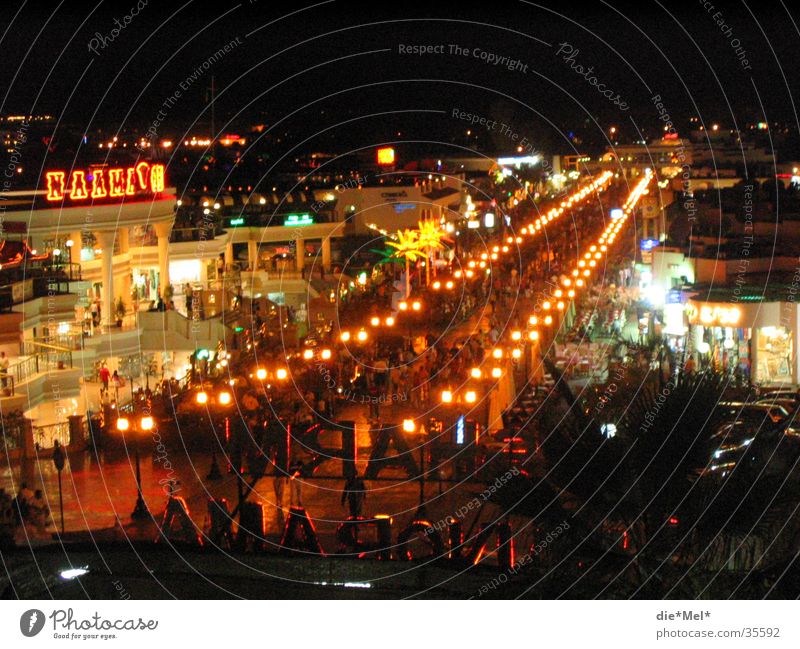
[376,147,395,165]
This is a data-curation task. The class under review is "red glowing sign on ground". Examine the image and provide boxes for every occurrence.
[44,162,166,202]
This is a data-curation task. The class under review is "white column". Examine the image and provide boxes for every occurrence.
[224,241,234,270]
[96,231,116,326]
[153,221,172,296]
[247,239,259,270]
[321,237,331,271]
[69,230,83,265]
[295,236,305,272]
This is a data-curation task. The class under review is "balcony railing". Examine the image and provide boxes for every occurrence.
[4,346,74,394]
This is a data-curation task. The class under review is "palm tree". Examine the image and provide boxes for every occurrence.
[387,229,425,297]
[416,219,446,286]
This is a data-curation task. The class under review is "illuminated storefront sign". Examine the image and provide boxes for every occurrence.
[284,214,314,226]
[687,304,741,326]
[376,147,395,165]
[44,162,165,203]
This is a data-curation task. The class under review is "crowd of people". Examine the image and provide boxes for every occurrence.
[0,482,51,541]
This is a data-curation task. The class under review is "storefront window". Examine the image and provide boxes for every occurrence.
[132,268,160,302]
[756,326,793,385]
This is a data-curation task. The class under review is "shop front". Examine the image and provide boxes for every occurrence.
[686,298,798,386]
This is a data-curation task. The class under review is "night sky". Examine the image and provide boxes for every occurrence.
[1,1,798,157]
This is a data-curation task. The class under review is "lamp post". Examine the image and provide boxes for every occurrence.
[197,390,219,480]
[51,440,65,534]
[404,418,427,514]
[118,416,151,520]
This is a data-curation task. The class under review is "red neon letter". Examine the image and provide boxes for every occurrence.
[125,167,136,195]
[135,162,150,190]
[150,164,165,193]
[108,168,125,197]
[69,171,89,200]
[91,169,108,199]
[45,171,65,201]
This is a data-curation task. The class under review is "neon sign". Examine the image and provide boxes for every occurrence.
[44,162,165,202]
[284,214,314,226]
[376,147,395,165]
[688,304,741,327]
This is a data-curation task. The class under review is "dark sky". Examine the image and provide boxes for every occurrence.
[1,0,798,156]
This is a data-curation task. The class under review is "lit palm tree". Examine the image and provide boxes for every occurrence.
[387,229,425,297]
[416,219,446,286]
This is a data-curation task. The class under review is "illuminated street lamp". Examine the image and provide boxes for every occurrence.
[511,330,522,342]
[384,317,395,327]
[398,301,408,311]
[340,330,351,342]
[411,300,422,311]
[218,390,232,406]
[276,368,289,380]
[441,390,453,404]
[491,367,502,379]
[370,316,381,326]
[492,348,503,359]
[117,416,151,520]
[464,390,477,404]
[356,329,368,342]
[256,368,267,380]
[303,348,314,360]
[196,390,209,405]
[403,419,416,433]
[320,348,332,360]
[470,367,482,379]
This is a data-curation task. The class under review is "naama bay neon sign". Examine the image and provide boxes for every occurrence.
[44,163,165,202]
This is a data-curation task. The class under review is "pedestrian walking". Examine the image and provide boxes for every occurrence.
[98,363,110,393]
[289,459,304,507]
[341,474,367,517]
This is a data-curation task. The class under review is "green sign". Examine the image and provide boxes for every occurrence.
[229,217,245,227]
[284,213,314,226]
